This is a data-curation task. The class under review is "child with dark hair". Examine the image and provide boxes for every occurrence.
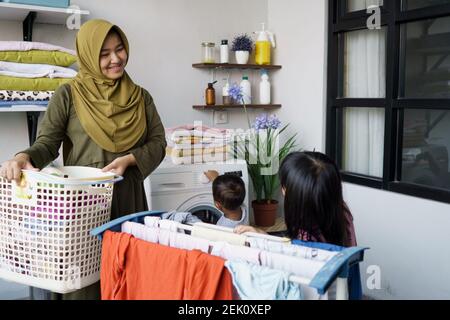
[205,171,247,228]
[235,151,356,247]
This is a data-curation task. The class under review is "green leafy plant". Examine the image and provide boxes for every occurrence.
[234,114,297,203]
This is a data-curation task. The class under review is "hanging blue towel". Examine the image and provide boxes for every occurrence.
[224,260,304,300]
[292,240,363,300]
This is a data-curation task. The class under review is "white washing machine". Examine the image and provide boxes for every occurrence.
[144,159,249,224]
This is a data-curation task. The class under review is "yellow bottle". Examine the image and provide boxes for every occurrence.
[254,23,276,66]
[255,41,271,65]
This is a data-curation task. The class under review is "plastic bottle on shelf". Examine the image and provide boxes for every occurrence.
[222,80,231,105]
[254,22,276,65]
[259,70,271,105]
[240,76,252,105]
[205,81,217,106]
[220,40,229,64]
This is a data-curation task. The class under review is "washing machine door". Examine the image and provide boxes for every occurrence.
[177,193,223,224]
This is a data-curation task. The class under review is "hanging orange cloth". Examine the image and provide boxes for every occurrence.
[100,231,233,300]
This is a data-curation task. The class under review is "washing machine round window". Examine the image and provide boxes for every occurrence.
[178,194,223,224]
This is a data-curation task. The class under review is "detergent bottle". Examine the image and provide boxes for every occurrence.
[254,23,276,65]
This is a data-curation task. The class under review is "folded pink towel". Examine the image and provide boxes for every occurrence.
[166,124,229,136]
[0,41,76,56]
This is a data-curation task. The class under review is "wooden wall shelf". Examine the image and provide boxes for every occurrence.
[0,2,89,25]
[192,63,282,70]
[193,104,281,110]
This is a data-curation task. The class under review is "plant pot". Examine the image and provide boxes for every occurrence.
[252,200,278,227]
[235,51,250,64]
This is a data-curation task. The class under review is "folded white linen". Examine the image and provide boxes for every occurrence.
[0,61,77,79]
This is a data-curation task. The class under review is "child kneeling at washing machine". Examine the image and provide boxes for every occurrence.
[205,171,248,228]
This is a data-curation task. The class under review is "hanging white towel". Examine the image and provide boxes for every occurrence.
[247,238,337,262]
[158,228,172,246]
[259,250,329,300]
[144,216,161,228]
[191,225,247,246]
[0,61,77,79]
[158,219,179,232]
[260,251,324,281]
[171,232,211,253]
[121,221,159,243]
[210,241,261,264]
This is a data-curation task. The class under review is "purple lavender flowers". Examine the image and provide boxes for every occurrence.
[253,114,282,130]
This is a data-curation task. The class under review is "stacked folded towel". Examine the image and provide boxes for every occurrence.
[0,41,77,106]
[166,125,233,165]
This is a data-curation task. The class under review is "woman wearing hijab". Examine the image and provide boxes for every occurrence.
[0,20,167,299]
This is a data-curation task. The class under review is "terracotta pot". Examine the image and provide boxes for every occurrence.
[252,200,278,227]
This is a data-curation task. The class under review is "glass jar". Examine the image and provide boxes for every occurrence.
[201,42,216,63]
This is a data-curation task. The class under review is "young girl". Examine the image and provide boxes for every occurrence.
[235,151,356,247]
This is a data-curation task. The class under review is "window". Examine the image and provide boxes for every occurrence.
[402,0,450,11]
[327,0,450,203]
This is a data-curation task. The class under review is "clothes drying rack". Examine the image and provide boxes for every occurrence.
[91,211,368,300]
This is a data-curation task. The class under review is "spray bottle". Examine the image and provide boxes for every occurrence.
[254,23,276,65]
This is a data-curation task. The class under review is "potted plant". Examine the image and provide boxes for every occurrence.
[231,34,254,64]
[229,86,297,227]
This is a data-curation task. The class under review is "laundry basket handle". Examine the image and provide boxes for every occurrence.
[21,170,124,185]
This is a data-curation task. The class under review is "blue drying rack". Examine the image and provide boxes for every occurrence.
[91,211,368,298]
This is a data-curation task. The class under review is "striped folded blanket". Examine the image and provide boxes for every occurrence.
[167,152,232,165]
[166,145,230,158]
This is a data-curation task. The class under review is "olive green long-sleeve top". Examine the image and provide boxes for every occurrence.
[21,83,167,220]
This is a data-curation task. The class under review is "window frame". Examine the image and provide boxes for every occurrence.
[326,0,450,204]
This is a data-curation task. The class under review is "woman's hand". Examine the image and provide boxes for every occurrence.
[234,225,267,235]
[102,154,136,176]
[0,153,38,184]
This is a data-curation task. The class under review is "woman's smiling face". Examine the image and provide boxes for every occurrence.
[100,30,128,80]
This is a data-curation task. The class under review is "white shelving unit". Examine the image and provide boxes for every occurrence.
[0,2,89,24]
[0,105,47,112]
[0,2,89,146]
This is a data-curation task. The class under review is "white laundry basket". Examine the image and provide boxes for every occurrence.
[0,167,121,294]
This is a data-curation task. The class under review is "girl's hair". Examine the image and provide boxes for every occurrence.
[279,151,350,246]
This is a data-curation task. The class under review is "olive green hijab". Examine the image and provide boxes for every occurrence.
[70,19,146,153]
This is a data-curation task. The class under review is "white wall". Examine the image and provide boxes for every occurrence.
[344,183,450,300]
[268,0,328,152]
[268,0,450,300]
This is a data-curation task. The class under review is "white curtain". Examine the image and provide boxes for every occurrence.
[347,0,383,11]
[343,28,386,177]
